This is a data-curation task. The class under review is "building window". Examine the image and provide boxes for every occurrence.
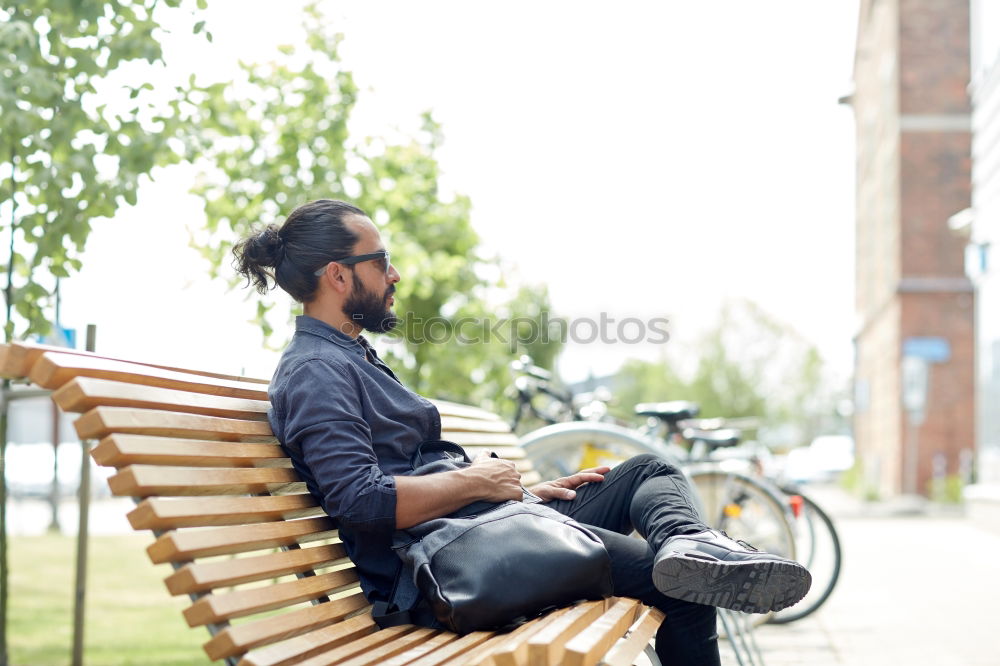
[965,242,990,278]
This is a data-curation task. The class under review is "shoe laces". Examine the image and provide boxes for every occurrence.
[719,530,759,552]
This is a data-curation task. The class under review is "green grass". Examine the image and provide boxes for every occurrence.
[9,532,206,665]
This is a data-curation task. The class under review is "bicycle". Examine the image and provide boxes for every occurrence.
[507,356,579,432]
[521,407,799,567]
[510,361,842,624]
[508,356,617,432]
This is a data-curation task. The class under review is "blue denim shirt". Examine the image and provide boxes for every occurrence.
[268,315,442,602]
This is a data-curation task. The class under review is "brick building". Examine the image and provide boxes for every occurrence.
[848,0,975,497]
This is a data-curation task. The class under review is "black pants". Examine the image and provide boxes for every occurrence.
[544,454,721,666]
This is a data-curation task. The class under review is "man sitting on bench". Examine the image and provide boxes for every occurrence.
[234,199,811,666]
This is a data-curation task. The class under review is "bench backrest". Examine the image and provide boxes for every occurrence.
[7,343,540,665]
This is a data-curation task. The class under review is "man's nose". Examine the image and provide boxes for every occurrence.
[388,263,401,284]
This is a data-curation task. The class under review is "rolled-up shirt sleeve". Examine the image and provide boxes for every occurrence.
[277,358,397,532]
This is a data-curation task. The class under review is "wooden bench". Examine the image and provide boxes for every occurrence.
[1,342,664,666]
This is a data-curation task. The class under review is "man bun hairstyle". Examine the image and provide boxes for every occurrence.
[232,224,284,295]
[233,199,366,302]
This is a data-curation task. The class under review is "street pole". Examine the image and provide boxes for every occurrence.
[0,378,9,666]
[70,325,96,666]
[48,400,61,532]
[1,146,18,666]
[901,356,929,496]
[905,412,922,494]
[49,280,62,532]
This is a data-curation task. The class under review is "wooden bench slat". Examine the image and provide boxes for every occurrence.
[75,406,274,441]
[457,444,525,459]
[29,350,269,398]
[403,631,496,666]
[562,599,642,666]
[129,495,321,530]
[376,631,461,666]
[93,434,287,470]
[480,605,577,666]
[381,631,461,666]
[147,517,336,563]
[602,607,666,666]
[184,569,359,626]
[237,612,379,666]
[323,627,441,666]
[521,471,542,487]
[166,544,348,595]
[204,597,371,661]
[438,634,508,666]
[109,465,302,498]
[55,376,270,419]
[440,416,513,433]
[100,445,532,499]
[527,599,608,666]
[438,609,563,666]
[0,342,69,378]
[290,625,420,666]
[431,399,503,422]
[444,431,519,447]
[512,459,534,474]
[0,342,269,384]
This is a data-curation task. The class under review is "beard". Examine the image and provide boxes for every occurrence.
[343,272,397,334]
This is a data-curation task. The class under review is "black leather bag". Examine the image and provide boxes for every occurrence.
[388,440,613,634]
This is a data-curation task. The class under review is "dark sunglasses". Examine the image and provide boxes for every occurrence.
[314,250,391,276]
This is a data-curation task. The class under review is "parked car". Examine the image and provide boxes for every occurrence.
[784,435,855,483]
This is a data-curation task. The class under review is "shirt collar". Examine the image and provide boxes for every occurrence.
[295,314,366,358]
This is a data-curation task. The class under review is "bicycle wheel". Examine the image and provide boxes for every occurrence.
[768,489,842,624]
[520,422,681,481]
[685,469,797,561]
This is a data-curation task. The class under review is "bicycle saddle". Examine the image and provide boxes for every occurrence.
[634,401,700,422]
[682,427,741,449]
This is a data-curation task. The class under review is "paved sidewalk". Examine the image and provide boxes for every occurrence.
[729,485,1000,666]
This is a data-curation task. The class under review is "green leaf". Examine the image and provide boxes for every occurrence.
[0,0,197,338]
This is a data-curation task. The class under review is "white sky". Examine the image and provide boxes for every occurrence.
[58,0,860,386]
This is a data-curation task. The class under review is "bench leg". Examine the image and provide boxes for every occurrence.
[718,610,766,666]
[740,612,766,666]
[139,500,242,666]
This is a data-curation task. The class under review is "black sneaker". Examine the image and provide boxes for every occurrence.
[652,529,812,613]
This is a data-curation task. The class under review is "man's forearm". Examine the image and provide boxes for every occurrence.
[394,469,483,529]
[393,457,524,528]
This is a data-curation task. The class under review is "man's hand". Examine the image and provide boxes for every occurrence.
[528,466,611,502]
[395,452,523,528]
[464,451,524,502]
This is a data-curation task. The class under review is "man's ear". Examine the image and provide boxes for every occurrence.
[318,263,351,294]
